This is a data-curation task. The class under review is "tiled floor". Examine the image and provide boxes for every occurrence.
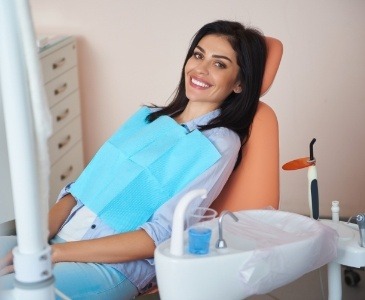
[138,266,364,299]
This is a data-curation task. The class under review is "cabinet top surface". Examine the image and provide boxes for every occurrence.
[38,36,75,57]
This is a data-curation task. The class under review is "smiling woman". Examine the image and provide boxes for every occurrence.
[187,37,240,88]
[183,35,242,114]
[148,21,266,146]
[0,20,267,299]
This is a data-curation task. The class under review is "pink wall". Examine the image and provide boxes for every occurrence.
[30,0,365,217]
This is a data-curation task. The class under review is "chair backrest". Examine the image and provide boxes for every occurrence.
[211,37,283,214]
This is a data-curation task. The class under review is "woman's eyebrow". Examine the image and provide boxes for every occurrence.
[196,45,233,63]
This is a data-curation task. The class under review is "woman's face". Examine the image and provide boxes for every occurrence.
[184,34,242,109]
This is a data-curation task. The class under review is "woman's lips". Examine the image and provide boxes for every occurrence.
[190,77,211,89]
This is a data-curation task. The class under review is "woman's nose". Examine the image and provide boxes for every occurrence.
[195,60,209,75]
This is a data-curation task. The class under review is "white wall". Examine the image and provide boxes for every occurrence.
[30,0,365,218]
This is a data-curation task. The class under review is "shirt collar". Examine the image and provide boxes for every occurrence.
[181,108,221,131]
[148,106,221,132]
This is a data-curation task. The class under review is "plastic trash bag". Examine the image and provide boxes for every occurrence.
[225,210,338,297]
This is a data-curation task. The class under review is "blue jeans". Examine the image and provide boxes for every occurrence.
[0,236,139,299]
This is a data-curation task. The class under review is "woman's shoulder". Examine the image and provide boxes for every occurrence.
[203,126,240,139]
[202,127,241,156]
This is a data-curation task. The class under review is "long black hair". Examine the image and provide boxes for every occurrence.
[147,20,267,148]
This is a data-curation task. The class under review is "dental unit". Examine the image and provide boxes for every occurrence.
[154,139,365,300]
[283,140,365,300]
[155,189,338,300]
[321,203,365,300]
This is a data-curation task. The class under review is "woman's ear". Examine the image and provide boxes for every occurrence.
[233,83,242,94]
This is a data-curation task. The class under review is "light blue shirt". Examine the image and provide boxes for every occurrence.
[55,108,240,292]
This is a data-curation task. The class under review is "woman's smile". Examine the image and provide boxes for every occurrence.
[190,76,212,89]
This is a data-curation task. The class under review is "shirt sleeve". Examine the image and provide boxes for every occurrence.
[139,127,240,246]
[56,182,73,202]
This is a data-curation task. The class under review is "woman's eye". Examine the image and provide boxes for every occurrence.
[215,61,226,69]
[193,51,203,59]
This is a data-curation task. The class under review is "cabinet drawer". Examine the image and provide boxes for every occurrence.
[41,41,77,83]
[45,67,79,107]
[50,91,81,133]
[49,142,84,206]
[48,117,82,164]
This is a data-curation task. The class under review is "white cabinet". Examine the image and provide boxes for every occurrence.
[0,36,84,234]
[40,36,84,206]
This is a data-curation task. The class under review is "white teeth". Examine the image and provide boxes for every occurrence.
[192,78,210,88]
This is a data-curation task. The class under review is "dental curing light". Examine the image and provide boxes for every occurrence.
[282,138,319,219]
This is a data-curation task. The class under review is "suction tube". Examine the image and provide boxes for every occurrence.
[308,138,319,219]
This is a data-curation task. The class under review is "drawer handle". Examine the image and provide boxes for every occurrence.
[60,165,73,181]
[54,83,68,96]
[52,57,66,70]
[56,108,70,122]
[58,135,71,149]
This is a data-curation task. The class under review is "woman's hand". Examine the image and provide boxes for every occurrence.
[1,245,60,276]
[0,250,14,276]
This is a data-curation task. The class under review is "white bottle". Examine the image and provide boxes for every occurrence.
[331,201,340,222]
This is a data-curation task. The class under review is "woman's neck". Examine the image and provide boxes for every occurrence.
[174,102,219,124]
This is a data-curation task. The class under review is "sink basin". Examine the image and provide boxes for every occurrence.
[155,209,338,300]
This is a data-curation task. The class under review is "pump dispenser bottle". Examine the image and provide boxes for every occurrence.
[331,201,340,222]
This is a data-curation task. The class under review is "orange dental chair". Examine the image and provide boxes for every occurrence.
[211,36,283,214]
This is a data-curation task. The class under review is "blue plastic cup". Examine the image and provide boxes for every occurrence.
[188,227,212,254]
[187,207,217,255]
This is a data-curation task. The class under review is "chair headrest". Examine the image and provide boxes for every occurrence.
[261,37,283,96]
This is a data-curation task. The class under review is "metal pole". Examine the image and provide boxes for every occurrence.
[0,0,55,298]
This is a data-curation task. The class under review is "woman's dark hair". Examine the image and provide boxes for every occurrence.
[147,20,267,162]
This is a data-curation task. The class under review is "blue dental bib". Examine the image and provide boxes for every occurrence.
[70,107,221,232]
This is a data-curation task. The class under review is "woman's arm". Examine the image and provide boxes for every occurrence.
[48,194,77,240]
[51,229,155,264]
[2,195,154,272]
